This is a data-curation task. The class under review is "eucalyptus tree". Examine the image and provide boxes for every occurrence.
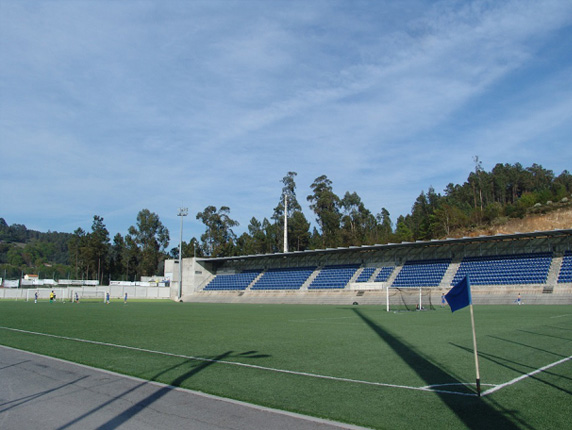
[340,191,377,246]
[307,175,341,248]
[196,205,239,257]
[273,172,310,252]
[376,207,393,243]
[127,209,170,276]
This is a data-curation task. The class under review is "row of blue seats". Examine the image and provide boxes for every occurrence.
[309,265,360,289]
[204,270,261,290]
[204,251,572,290]
[453,253,552,286]
[558,251,572,283]
[251,267,316,290]
[393,259,450,287]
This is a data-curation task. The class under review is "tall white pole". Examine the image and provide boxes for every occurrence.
[386,286,390,312]
[469,303,481,396]
[283,194,288,253]
[177,207,188,300]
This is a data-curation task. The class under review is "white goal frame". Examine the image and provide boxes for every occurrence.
[386,286,434,312]
[68,289,106,303]
[26,288,65,302]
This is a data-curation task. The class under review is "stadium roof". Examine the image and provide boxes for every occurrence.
[196,229,572,263]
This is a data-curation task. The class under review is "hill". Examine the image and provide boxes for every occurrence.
[451,205,572,238]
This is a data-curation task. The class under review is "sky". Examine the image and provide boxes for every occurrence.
[1,0,571,248]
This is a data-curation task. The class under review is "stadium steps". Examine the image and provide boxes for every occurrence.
[370,267,383,282]
[348,268,363,284]
[246,271,265,290]
[387,264,402,286]
[440,260,461,288]
[353,267,365,282]
[544,254,562,293]
[300,267,322,291]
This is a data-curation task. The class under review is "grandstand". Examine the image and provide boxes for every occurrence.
[164,229,572,305]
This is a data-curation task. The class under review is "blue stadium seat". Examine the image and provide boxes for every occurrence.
[374,266,395,282]
[452,252,553,286]
[557,250,572,283]
[355,267,376,282]
[251,267,316,290]
[392,259,450,287]
[204,270,261,291]
[308,264,360,289]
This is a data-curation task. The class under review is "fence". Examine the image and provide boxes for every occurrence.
[0,286,171,301]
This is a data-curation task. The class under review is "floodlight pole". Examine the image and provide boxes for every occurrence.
[177,207,188,300]
[283,193,288,253]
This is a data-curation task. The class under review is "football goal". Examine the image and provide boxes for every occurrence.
[68,289,106,303]
[386,287,436,312]
[26,288,65,302]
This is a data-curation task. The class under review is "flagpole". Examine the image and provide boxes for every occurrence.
[469,303,481,396]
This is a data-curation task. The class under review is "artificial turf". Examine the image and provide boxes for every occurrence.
[0,300,570,429]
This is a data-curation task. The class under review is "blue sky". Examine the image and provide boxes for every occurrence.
[1,0,571,247]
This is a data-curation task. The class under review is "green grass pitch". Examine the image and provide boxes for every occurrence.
[0,300,570,429]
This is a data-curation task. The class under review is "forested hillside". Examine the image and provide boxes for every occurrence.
[1,162,570,282]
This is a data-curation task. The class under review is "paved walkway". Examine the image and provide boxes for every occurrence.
[0,346,367,430]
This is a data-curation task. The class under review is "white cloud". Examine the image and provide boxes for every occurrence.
[1,0,571,241]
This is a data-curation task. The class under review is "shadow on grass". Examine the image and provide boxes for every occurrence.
[518,329,572,342]
[452,342,572,395]
[56,350,267,430]
[488,335,568,359]
[353,309,519,429]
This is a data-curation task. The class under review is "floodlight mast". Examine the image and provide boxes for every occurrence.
[177,207,188,300]
[283,193,288,253]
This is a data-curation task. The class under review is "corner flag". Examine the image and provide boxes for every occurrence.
[445,276,471,312]
[445,275,482,396]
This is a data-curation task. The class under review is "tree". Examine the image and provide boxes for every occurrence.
[376,207,393,243]
[127,209,170,277]
[196,206,239,257]
[68,228,87,278]
[88,215,110,282]
[340,191,377,246]
[273,172,310,252]
[307,175,341,248]
[394,215,414,242]
[109,233,125,280]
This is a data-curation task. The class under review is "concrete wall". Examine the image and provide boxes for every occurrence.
[185,285,572,306]
[0,286,171,301]
[164,258,214,300]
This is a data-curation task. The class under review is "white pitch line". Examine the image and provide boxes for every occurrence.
[549,314,571,319]
[0,325,476,397]
[481,355,572,396]
[9,326,568,398]
[288,317,357,322]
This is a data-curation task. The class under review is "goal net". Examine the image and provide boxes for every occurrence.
[386,287,436,312]
[68,289,106,303]
[26,288,65,302]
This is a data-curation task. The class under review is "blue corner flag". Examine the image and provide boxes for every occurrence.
[445,276,472,312]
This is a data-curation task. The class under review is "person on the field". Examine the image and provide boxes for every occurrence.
[106,292,110,304]
[75,292,79,303]
[34,291,38,303]
[441,293,446,307]
[49,291,54,303]
[124,292,128,304]
[516,293,522,305]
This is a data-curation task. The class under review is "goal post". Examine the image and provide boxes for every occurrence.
[68,288,106,303]
[386,286,435,312]
[26,288,66,302]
